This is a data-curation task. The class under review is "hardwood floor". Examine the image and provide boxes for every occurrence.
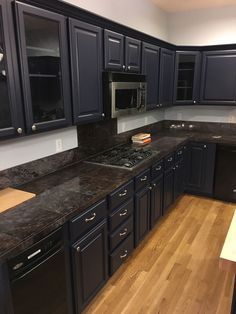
[84,195,236,314]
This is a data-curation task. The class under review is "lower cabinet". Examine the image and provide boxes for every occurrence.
[185,142,216,196]
[174,160,185,200]
[71,220,108,313]
[163,168,174,214]
[150,174,163,228]
[135,185,151,247]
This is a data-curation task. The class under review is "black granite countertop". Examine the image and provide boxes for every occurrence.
[1,130,236,263]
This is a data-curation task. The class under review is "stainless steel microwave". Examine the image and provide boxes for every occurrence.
[103,72,147,118]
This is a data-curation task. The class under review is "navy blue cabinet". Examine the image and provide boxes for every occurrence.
[200,50,236,105]
[159,48,175,108]
[163,167,174,214]
[104,30,141,72]
[69,19,103,124]
[174,51,201,105]
[185,142,216,196]
[72,220,108,313]
[150,174,163,228]
[174,160,185,200]
[142,43,160,110]
[15,2,72,133]
[135,185,151,246]
[0,0,24,138]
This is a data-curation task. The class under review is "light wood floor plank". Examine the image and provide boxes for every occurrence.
[83,195,235,314]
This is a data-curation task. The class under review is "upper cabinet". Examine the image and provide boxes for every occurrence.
[15,2,72,134]
[173,51,201,105]
[69,19,103,124]
[200,50,236,105]
[0,0,24,138]
[142,43,160,111]
[159,48,175,108]
[104,30,141,73]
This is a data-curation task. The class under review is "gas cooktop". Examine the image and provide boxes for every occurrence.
[86,144,158,170]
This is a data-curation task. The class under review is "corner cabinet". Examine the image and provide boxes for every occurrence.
[159,48,175,108]
[142,43,160,111]
[173,51,201,105]
[0,0,24,138]
[104,29,141,73]
[15,2,72,134]
[200,50,236,105]
[69,19,103,124]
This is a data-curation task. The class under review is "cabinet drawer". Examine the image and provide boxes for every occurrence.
[175,147,184,163]
[164,153,175,170]
[109,232,134,275]
[70,199,107,241]
[109,216,133,252]
[109,198,133,231]
[108,180,134,210]
[135,169,151,191]
[151,160,164,178]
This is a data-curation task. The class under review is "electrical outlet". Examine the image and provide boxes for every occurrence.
[56,139,63,152]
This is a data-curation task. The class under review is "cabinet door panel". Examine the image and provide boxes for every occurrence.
[104,30,124,71]
[142,43,160,110]
[174,160,185,200]
[135,186,150,246]
[151,175,163,228]
[159,48,175,107]
[72,220,108,313]
[70,19,103,124]
[200,50,236,105]
[174,51,200,105]
[16,2,71,133]
[0,0,24,138]
[125,37,141,73]
[163,168,174,214]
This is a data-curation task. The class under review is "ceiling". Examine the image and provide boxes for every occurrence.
[152,0,236,12]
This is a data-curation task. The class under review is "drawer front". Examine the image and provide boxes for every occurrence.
[70,199,107,241]
[109,232,134,275]
[175,147,184,163]
[109,216,133,252]
[135,169,151,191]
[164,153,175,170]
[108,180,134,210]
[151,159,164,178]
[109,198,133,231]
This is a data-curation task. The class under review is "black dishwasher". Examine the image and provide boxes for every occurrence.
[214,144,236,202]
[8,228,70,314]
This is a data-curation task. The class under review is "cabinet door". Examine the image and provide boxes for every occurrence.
[142,43,160,110]
[0,0,24,138]
[135,186,151,247]
[150,174,163,228]
[163,168,174,214]
[185,142,216,196]
[174,160,185,200]
[159,48,175,107]
[104,29,124,71]
[16,2,71,133]
[72,220,108,313]
[125,37,141,73]
[173,51,201,105]
[200,50,236,105]
[69,19,103,124]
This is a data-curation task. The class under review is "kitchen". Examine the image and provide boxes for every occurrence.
[0,0,236,313]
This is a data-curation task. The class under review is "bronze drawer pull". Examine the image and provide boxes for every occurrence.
[119,189,128,197]
[85,213,96,222]
[119,209,128,217]
[140,176,147,182]
[120,250,128,259]
[155,166,162,171]
[168,157,173,162]
[119,228,128,237]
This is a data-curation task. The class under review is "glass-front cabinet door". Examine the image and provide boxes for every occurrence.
[173,51,201,105]
[16,2,71,133]
[0,0,24,138]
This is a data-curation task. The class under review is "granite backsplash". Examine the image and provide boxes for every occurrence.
[1,118,236,189]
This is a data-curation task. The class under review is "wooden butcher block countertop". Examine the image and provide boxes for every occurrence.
[0,188,36,213]
[220,210,236,273]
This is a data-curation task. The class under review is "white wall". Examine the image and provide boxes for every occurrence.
[63,0,169,41]
[168,5,236,45]
[0,127,78,171]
